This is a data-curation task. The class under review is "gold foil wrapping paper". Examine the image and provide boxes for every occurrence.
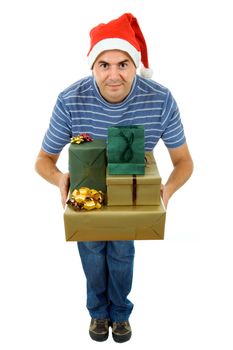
[64,199,166,241]
[107,152,161,206]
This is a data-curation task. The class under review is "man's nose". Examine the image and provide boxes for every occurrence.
[108,66,120,79]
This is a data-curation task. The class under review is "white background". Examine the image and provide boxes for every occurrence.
[1,0,233,349]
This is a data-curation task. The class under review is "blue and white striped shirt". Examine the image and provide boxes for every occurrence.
[42,75,186,154]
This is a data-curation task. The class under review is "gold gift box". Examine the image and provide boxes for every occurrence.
[64,198,166,241]
[107,152,161,206]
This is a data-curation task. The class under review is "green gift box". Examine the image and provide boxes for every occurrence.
[69,139,107,193]
[107,125,145,175]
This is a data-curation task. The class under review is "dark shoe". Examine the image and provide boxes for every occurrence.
[89,318,110,342]
[112,321,132,343]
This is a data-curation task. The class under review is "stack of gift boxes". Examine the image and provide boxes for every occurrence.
[64,126,166,241]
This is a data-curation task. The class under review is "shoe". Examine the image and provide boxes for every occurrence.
[89,318,110,342]
[112,321,132,343]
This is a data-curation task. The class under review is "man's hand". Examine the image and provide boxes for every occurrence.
[59,172,70,208]
[35,149,70,208]
[160,184,169,209]
[160,143,193,209]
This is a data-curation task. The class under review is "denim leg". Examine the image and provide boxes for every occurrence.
[77,241,110,319]
[106,241,135,322]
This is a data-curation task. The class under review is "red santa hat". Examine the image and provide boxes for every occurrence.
[87,13,153,79]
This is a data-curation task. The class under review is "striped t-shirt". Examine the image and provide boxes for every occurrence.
[42,75,186,154]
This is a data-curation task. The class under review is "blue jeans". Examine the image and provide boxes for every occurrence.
[77,241,135,322]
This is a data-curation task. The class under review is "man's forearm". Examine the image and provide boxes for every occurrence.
[164,159,193,201]
[35,156,63,187]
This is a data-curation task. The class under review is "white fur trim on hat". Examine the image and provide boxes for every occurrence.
[140,64,153,78]
[88,38,141,68]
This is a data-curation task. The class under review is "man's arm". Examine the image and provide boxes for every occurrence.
[161,143,193,208]
[35,149,70,208]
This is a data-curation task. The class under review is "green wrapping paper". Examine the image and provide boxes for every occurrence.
[64,198,166,241]
[69,139,107,193]
[107,125,145,175]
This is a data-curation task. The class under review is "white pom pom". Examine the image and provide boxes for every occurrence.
[140,64,153,78]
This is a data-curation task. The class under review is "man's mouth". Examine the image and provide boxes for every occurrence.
[107,84,122,88]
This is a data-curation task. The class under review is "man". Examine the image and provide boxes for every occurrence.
[35,13,193,343]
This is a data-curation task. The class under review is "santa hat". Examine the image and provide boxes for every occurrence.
[87,13,153,79]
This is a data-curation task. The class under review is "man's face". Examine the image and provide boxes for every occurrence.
[92,50,137,103]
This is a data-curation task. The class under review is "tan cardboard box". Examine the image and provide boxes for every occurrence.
[64,198,166,241]
[107,152,161,206]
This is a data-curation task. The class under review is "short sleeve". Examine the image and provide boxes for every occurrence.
[41,94,72,154]
[161,91,186,148]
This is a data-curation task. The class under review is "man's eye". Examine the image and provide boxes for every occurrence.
[100,63,108,69]
[119,63,128,69]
